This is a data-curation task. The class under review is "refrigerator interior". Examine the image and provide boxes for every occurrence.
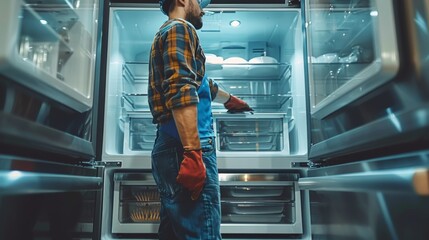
[100,6,309,239]
[102,8,308,169]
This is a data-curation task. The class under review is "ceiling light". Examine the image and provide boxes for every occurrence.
[230,20,241,27]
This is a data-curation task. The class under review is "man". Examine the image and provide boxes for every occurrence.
[148,0,252,239]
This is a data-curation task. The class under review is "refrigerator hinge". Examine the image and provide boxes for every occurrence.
[308,161,323,168]
[291,162,310,168]
[80,160,122,168]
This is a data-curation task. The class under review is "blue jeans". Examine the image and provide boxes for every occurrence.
[151,130,222,240]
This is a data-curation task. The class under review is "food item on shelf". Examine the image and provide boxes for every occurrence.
[249,56,278,64]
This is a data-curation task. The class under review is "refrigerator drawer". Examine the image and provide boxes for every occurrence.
[123,117,157,153]
[221,186,294,201]
[216,117,288,152]
[219,173,302,234]
[221,202,295,224]
[111,172,303,235]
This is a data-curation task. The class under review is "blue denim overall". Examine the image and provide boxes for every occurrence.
[151,74,222,240]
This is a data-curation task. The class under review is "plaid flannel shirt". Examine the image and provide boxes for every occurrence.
[148,18,219,124]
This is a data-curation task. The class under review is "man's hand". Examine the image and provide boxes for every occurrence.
[176,149,206,200]
[224,94,253,113]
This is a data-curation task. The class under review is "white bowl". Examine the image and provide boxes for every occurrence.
[205,54,224,64]
[249,56,278,64]
[222,57,248,76]
[248,56,279,77]
[223,57,247,64]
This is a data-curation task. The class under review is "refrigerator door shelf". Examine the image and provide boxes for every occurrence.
[0,0,98,112]
[306,0,399,119]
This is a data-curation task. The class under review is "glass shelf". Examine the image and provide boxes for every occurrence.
[310,62,371,99]
[123,62,291,81]
[122,94,292,112]
[21,5,75,79]
[122,62,292,112]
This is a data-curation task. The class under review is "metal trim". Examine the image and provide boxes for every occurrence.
[0,112,95,158]
[0,170,102,195]
[309,106,429,160]
[298,167,429,196]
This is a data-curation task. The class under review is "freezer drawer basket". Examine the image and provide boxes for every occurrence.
[112,173,302,234]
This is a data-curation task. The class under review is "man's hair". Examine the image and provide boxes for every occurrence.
[163,0,176,16]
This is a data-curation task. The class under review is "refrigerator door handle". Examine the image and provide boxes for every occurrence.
[298,168,429,196]
[0,171,103,196]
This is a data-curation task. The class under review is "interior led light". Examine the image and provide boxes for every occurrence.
[230,20,241,27]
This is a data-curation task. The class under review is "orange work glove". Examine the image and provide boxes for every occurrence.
[224,95,254,113]
[176,149,206,200]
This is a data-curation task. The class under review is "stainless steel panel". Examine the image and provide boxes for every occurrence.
[0,112,95,158]
[0,155,101,239]
[305,150,429,240]
[0,171,102,195]
[0,155,101,195]
[299,168,429,195]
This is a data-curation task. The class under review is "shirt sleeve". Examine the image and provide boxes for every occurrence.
[161,21,199,110]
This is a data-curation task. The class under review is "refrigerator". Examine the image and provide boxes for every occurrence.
[1,0,429,240]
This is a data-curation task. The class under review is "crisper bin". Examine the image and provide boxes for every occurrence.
[124,117,157,153]
[216,118,285,152]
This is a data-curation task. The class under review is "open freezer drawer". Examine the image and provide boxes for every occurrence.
[111,172,303,235]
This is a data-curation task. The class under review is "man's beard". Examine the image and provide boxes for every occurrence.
[186,5,203,29]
